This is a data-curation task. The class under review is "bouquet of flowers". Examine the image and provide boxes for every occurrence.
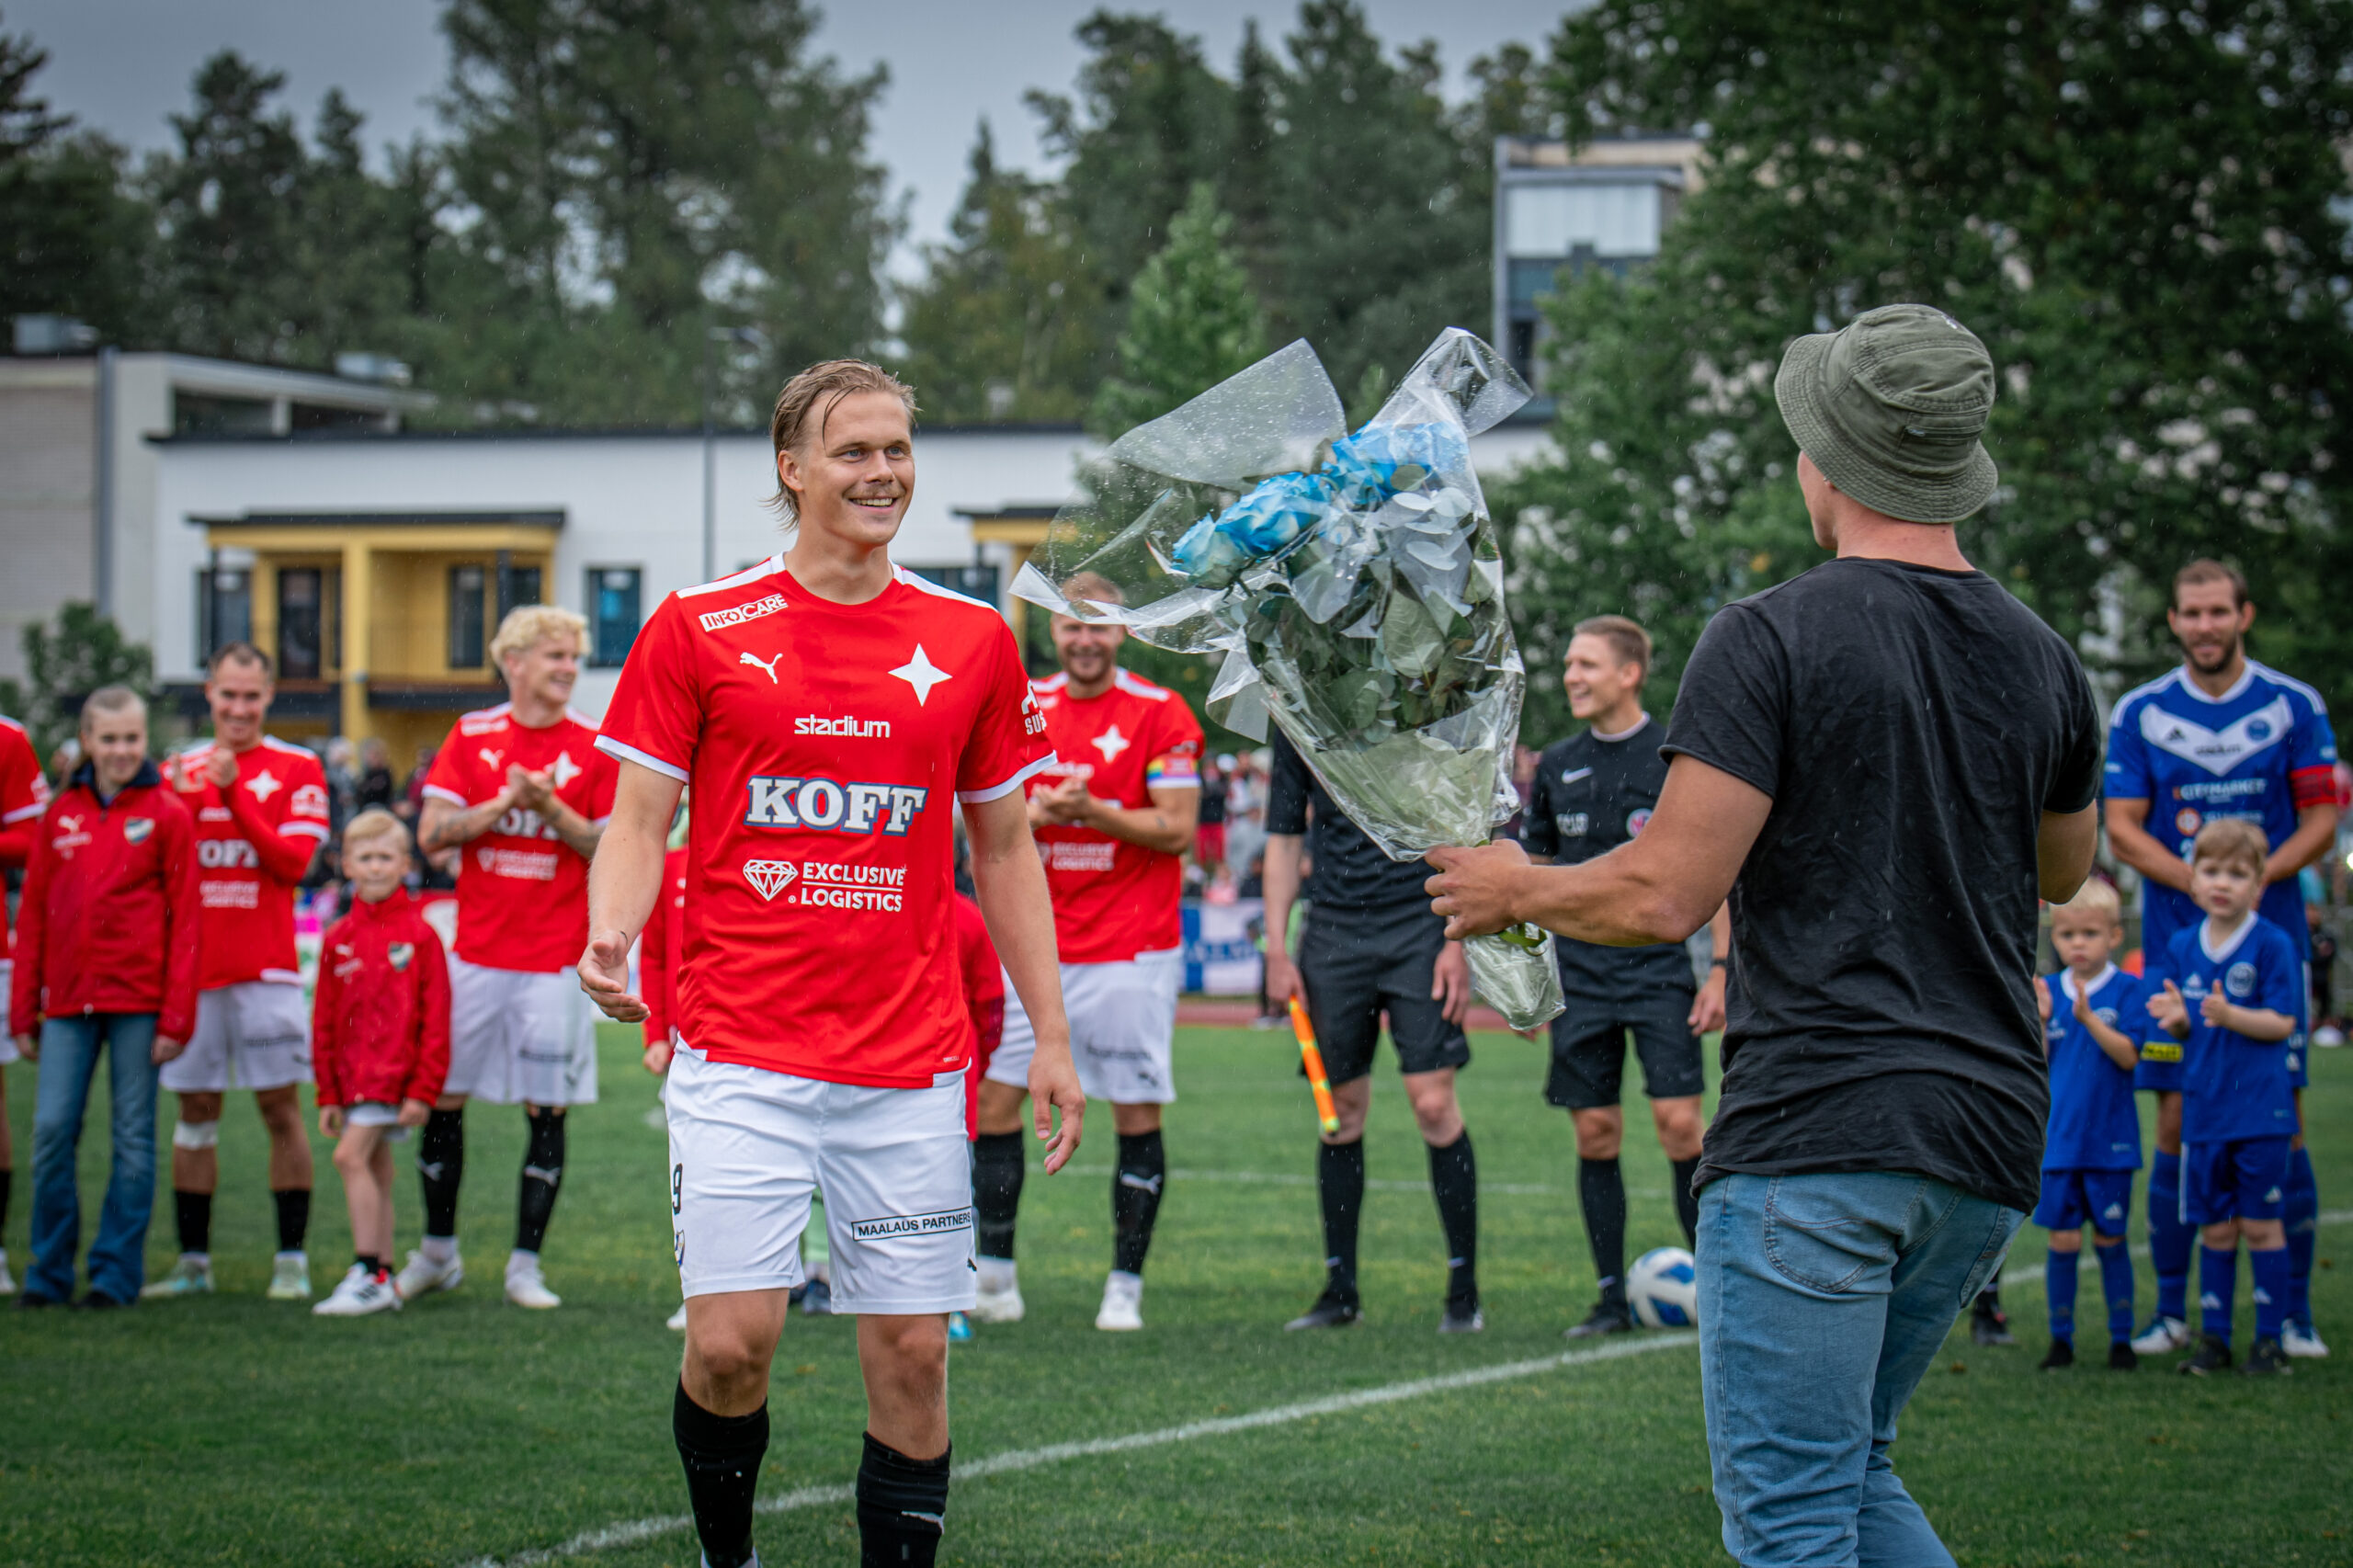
[1016,328,1564,1028]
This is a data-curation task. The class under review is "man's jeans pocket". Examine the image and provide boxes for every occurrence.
[1956,1204,2026,1308]
[1761,1176,1903,1295]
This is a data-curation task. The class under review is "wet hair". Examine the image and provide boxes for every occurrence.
[1571,615,1652,676]
[2173,558,2249,611]
[2190,817,2268,876]
[767,359,918,520]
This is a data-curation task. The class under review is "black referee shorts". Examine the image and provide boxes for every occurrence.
[1544,991,1702,1110]
[1296,911,1470,1085]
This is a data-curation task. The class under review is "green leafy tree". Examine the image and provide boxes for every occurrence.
[1089,181,1268,438]
[0,17,152,341]
[1503,0,2353,744]
[894,122,1096,423]
[4,603,155,760]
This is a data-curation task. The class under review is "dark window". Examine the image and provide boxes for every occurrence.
[197,567,253,664]
[449,565,486,668]
[495,562,542,623]
[586,568,642,666]
[174,392,274,435]
[278,568,323,679]
[289,403,382,432]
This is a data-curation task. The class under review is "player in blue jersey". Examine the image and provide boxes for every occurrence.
[2144,820,2302,1377]
[2032,881,2149,1371]
[2106,560,2336,1359]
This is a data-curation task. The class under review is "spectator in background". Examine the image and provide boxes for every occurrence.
[398,745,434,824]
[10,687,201,1308]
[46,738,81,792]
[2307,887,2342,1045]
[357,738,398,814]
[324,739,358,829]
[1225,749,1268,885]
[1196,754,1230,874]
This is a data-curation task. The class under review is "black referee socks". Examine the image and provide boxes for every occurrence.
[972,1131,1025,1261]
[857,1431,950,1567]
[674,1382,767,1568]
[516,1108,566,1254]
[1427,1130,1478,1307]
[1111,1130,1166,1276]
[417,1107,465,1241]
[1317,1138,1365,1303]
[1579,1156,1629,1307]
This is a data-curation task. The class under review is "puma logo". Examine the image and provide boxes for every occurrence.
[739,650,781,685]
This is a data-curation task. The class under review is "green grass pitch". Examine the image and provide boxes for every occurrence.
[3,1027,2347,1565]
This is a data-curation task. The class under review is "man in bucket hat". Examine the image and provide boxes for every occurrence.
[1427,303,2104,1564]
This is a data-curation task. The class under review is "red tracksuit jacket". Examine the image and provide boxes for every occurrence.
[313,890,451,1108]
[9,762,200,1041]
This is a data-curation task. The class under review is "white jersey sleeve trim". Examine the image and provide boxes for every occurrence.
[282,821,332,840]
[2249,660,2332,718]
[421,783,469,807]
[2,801,44,824]
[676,555,784,600]
[596,734,689,783]
[259,968,304,986]
[958,751,1057,803]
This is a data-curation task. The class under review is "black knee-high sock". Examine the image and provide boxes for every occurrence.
[1111,1130,1166,1275]
[1427,1131,1478,1305]
[972,1130,1024,1260]
[1318,1138,1365,1303]
[418,1107,464,1239]
[1671,1156,1702,1250]
[0,1166,11,1233]
[272,1187,311,1253]
[1579,1155,1628,1307]
[176,1188,213,1255]
[516,1108,565,1253]
[674,1382,767,1568]
[857,1431,950,1568]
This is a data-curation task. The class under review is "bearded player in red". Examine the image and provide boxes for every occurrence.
[581,359,1081,1568]
[148,644,333,1302]
[972,574,1201,1332]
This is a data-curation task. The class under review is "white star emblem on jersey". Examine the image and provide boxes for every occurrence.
[889,644,953,706]
[244,768,282,801]
[550,751,582,788]
[1092,724,1132,763]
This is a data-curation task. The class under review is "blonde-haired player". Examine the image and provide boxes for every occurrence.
[401,604,617,1310]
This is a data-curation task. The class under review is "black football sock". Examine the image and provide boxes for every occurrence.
[1317,1138,1365,1303]
[516,1108,566,1254]
[1111,1130,1166,1276]
[1671,1157,1703,1249]
[1578,1155,1629,1308]
[0,1166,11,1233]
[175,1188,213,1256]
[674,1382,767,1568]
[972,1130,1024,1261]
[857,1431,950,1568]
[1427,1130,1478,1306]
[355,1253,383,1276]
[418,1107,465,1240]
[273,1187,311,1254]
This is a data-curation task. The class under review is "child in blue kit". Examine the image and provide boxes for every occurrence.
[2145,819,2303,1377]
[2033,881,2148,1370]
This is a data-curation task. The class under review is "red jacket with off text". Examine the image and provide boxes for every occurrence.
[313,889,451,1108]
[9,761,200,1041]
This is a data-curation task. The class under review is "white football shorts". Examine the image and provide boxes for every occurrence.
[985,946,1180,1105]
[162,981,313,1093]
[665,1043,974,1312]
[446,956,599,1106]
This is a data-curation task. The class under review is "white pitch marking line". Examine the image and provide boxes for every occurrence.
[1064,1165,1661,1199]
[1997,1207,2353,1290]
[460,1333,1698,1567]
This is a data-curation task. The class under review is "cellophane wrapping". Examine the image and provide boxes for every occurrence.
[1014,329,1564,1028]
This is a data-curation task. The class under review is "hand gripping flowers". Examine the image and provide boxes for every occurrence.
[1017,329,1565,1028]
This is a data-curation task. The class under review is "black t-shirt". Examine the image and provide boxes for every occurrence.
[1523,718,1695,998]
[1267,729,1437,939]
[1663,558,2101,1212]
[1197,773,1228,827]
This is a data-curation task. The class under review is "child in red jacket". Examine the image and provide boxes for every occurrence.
[311,810,449,1316]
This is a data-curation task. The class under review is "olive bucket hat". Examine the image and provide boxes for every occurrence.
[1773,302,1998,524]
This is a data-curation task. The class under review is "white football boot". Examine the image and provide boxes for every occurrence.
[395,1246,464,1300]
[313,1265,402,1317]
[0,1250,13,1296]
[2130,1314,2192,1356]
[971,1257,1025,1324]
[1095,1270,1144,1332]
[141,1255,215,1299]
[2281,1320,2331,1359]
[505,1252,562,1309]
[267,1252,313,1301]
[666,1301,689,1332]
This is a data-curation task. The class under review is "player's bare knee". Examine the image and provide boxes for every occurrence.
[1110,1102,1162,1135]
[2048,1228,2084,1253]
[1571,1108,1623,1161]
[2091,1232,2124,1249]
[177,1091,224,1124]
[257,1090,303,1134]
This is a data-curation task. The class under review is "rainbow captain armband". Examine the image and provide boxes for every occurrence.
[1145,753,1200,788]
[2139,1040,2182,1063]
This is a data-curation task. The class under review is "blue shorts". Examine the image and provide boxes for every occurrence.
[2033,1168,2136,1237]
[2133,1037,2183,1094]
[2181,1137,2292,1226]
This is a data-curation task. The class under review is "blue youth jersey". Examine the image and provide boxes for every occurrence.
[2041,965,2146,1172]
[2165,915,2302,1144]
[2104,661,2335,965]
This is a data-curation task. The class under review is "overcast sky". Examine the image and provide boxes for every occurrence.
[12,0,1576,278]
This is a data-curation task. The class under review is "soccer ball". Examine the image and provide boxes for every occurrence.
[1628,1246,1699,1329]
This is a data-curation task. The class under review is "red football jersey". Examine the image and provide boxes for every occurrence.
[1028,668,1203,963]
[422,704,618,973]
[168,736,331,988]
[597,558,1052,1089]
[0,715,51,954]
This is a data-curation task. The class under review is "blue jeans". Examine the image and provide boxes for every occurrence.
[1698,1172,2024,1567]
[28,1014,162,1304]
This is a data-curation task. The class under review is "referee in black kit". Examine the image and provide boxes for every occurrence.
[1260,730,1483,1334]
[1523,616,1730,1338]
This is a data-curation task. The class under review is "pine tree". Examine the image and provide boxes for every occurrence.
[0,21,147,340]
[1088,181,1268,440]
